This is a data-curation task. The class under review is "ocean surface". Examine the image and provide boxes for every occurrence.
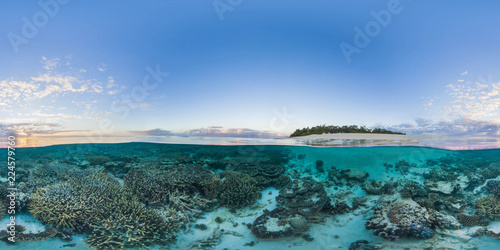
[1,141,500,249]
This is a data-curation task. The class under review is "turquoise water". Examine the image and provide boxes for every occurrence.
[1,143,500,249]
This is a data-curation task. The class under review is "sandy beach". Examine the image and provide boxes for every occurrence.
[291,133,443,140]
[289,133,500,150]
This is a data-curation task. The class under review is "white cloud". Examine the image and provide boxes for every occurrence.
[446,75,500,121]
[98,63,107,72]
[0,57,125,127]
[41,56,60,71]
[461,71,469,76]
[386,118,500,137]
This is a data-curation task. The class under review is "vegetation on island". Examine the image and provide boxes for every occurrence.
[290,124,406,137]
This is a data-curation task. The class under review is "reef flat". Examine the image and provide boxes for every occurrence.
[1,143,500,249]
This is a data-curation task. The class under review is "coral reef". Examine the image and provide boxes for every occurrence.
[85,155,112,166]
[473,227,500,240]
[424,174,469,195]
[365,200,437,240]
[29,171,121,229]
[486,179,500,197]
[328,167,369,186]
[348,240,382,250]
[0,227,57,242]
[315,160,325,173]
[473,195,500,221]
[399,181,427,199]
[322,200,351,215]
[424,167,458,182]
[251,208,308,239]
[125,165,214,205]
[85,190,179,249]
[230,163,286,187]
[275,174,292,189]
[217,171,262,208]
[442,196,466,212]
[456,213,489,227]
[433,211,461,229]
[394,159,416,175]
[189,229,243,249]
[479,162,500,180]
[276,178,328,220]
[362,180,398,195]
[23,162,81,194]
[167,191,212,223]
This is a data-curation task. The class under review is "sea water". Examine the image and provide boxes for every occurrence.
[1,142,500,249]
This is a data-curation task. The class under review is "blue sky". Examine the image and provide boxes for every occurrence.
[1,0,500,140]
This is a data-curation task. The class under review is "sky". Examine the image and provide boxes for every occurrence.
[1,0,500,142]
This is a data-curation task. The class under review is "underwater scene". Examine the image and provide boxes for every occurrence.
[2,143,500,249]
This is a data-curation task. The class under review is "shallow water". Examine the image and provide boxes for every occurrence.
[1,143,500,249]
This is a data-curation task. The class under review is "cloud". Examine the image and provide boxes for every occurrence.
[0,57,122,113]
[130,127,288,138]
[461,71,469,76]
[98,63,107,72]
[384,118,500,137]
[0,122,62,136]
[41,56,60,71]
[445,74,500,121]
[182,126,288,138]
[131,128,173,136]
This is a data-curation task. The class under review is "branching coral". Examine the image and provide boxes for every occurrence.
[85,189,179,249]
[230,164,286,187]
[192,171,262,209]
[167,191,211,223]
[23,162,82,193]
[218,171,262,208]
[29,171,118,229]
[474,195,500,221]
[85,155,112,166]
[125,165,215,205]
[486,179,500,197]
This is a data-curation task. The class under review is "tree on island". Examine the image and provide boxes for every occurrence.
[289,124,405,137]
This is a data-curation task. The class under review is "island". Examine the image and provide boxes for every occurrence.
[290,125,405,137]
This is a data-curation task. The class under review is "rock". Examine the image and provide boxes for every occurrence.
[276,178,328,220]
[365,199,437,240]
[434,211,461,229]
[79,160,90,168]
[348,240,381,250]
[251,208,307,239]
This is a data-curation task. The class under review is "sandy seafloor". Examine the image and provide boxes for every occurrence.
[1,139,500,249]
